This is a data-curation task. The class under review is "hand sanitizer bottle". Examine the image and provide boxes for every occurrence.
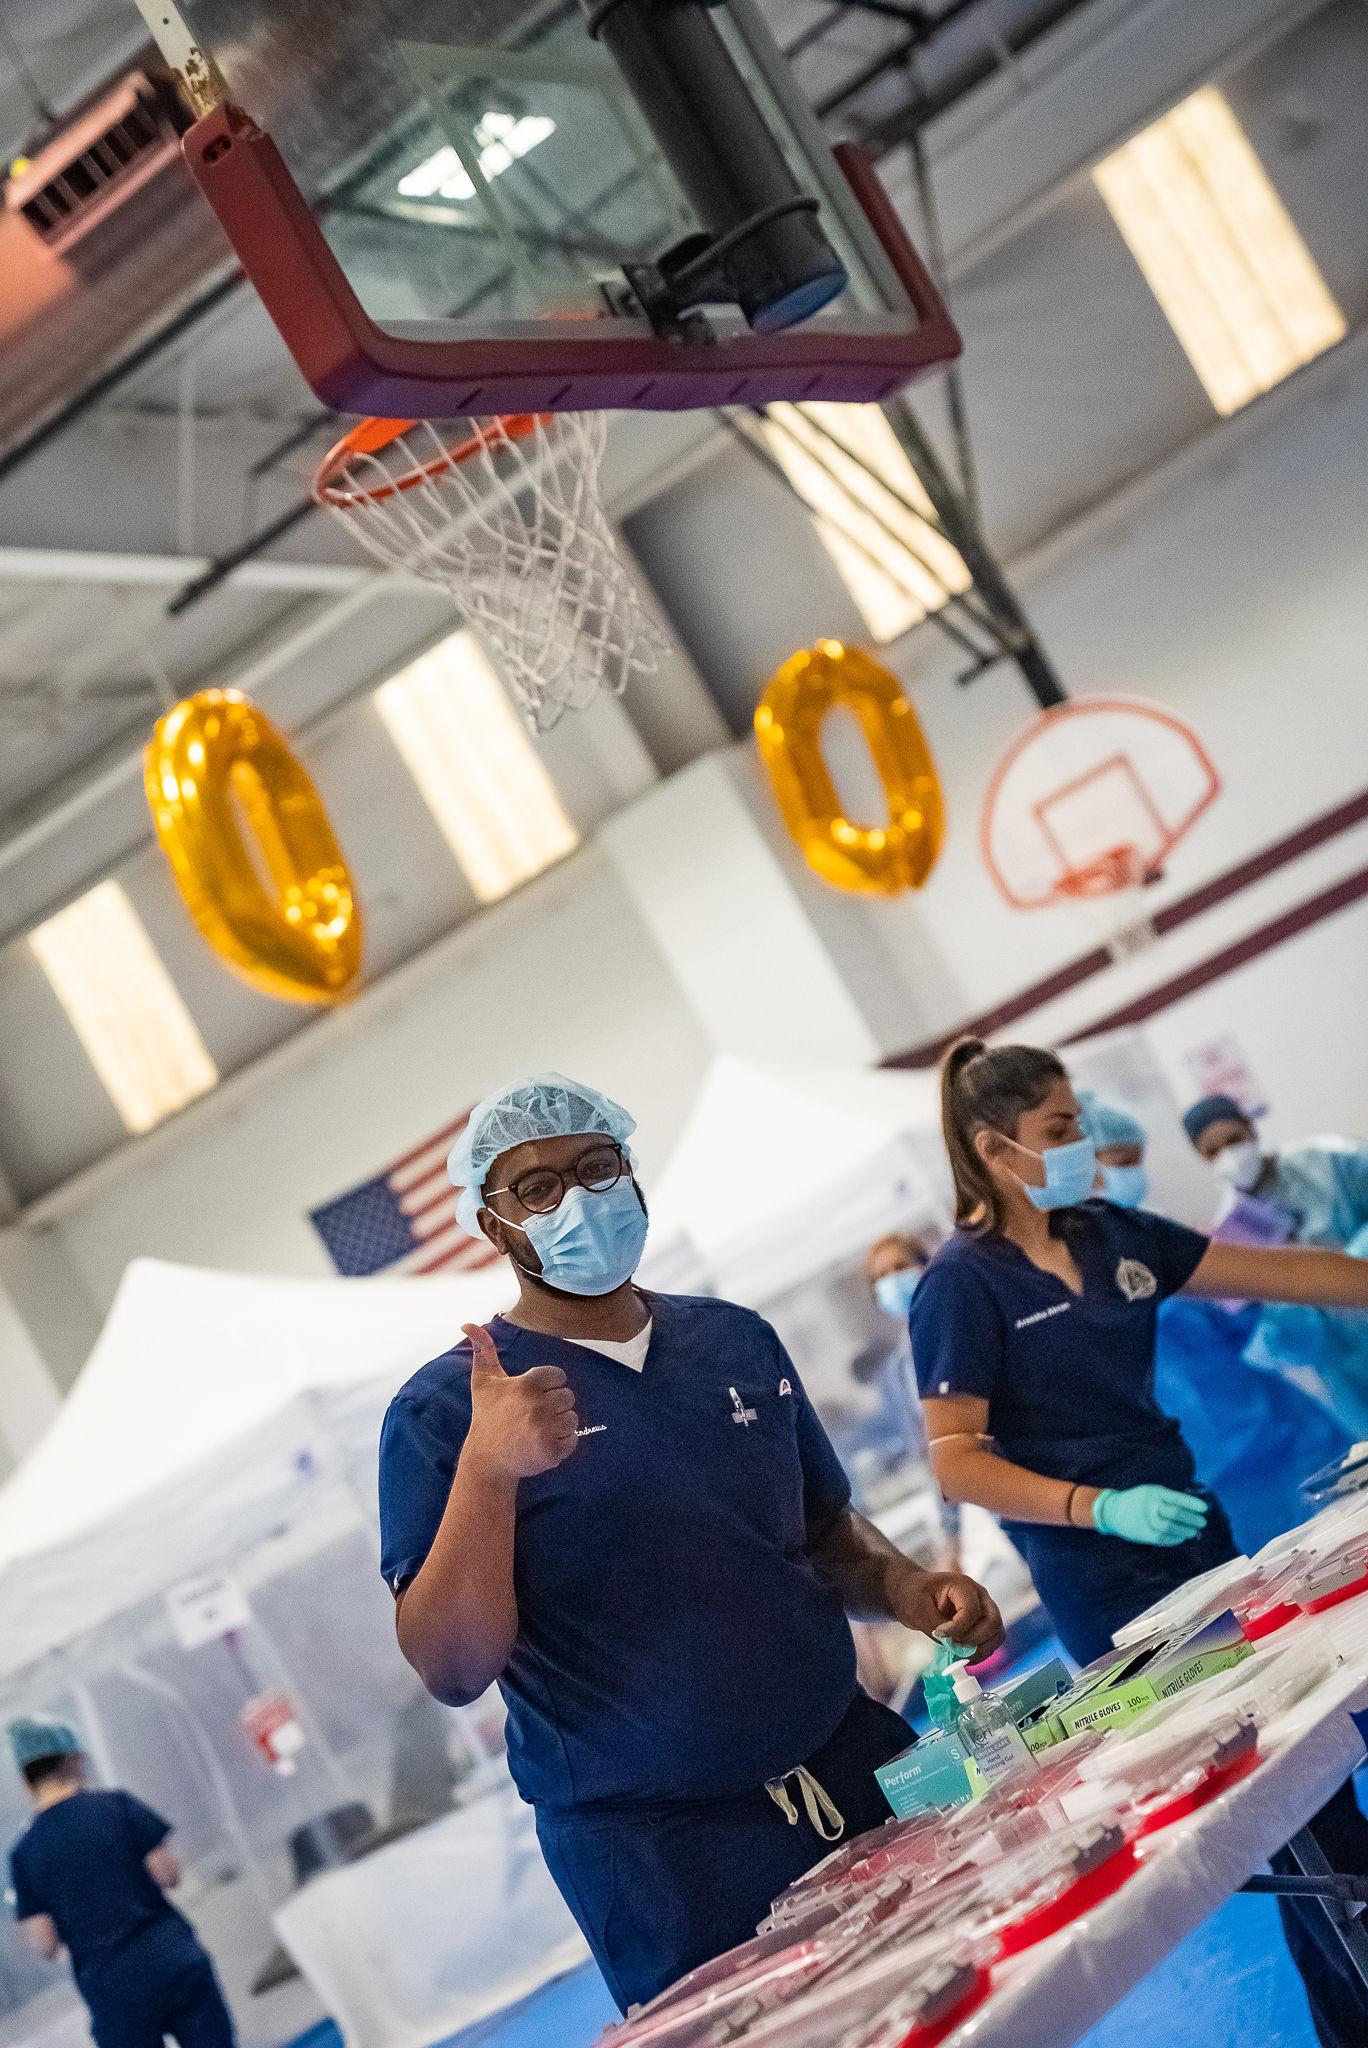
[953,1666,1037,1784]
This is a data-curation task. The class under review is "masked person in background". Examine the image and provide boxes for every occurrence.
[379,1076,1001,2014]
[863,1235,961,1570]
[1079,1092,1349,1554]
[912,1039,1368,2048]
[7,1719,235,2048]
[1184,1093,1368,1436]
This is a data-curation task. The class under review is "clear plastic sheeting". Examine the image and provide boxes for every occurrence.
[0,1258,515,2037]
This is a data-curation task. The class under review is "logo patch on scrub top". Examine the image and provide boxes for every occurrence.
[777,1379,793,1397]
[1115,1258,1158,1302]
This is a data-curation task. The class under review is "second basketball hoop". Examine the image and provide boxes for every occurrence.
[981,696,1221,911]
[314,412,664,732]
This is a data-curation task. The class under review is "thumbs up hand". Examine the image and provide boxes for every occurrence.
[463,1323,580,1479]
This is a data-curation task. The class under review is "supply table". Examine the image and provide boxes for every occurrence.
[942,1596,1368,2047]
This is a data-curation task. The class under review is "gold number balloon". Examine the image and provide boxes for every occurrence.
[145,689,363,1003]
[754,641,946,895]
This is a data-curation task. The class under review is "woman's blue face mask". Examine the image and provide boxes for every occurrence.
[1007,1134,1098,1211]
[874,1268,922,1319]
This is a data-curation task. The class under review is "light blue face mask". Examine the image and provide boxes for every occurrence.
[1101,1162,1149,1208]
[1013,1135,1097,1212]
[510,1179,648,1296]
[874,1269,922,1319]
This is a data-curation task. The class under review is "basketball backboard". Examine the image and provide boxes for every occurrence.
[981,697,1221,910]
[131,0,960,415]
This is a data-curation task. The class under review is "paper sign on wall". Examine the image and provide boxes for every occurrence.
[165,1571,251,1650]
[1181,1032,1268,1118]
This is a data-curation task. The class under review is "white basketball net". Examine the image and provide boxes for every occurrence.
[316,412,664,732]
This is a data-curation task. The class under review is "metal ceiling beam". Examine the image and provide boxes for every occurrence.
[0,545,373,595]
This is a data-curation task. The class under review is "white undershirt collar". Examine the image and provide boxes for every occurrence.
[563,1320,653,1372]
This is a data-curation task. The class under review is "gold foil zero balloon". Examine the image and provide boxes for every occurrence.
[754,641,946,895]
[145,690,363,1003]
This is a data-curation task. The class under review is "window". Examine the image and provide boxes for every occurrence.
[375,630,579,903]
[1094,86,1345,417]
[30,880,218,1135]
[759,403,970,644]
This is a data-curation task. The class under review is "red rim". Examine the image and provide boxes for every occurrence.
[979,697,1222,911]
[1302,1567,1368,1614]
[314,412,547,508]
[1242,1601,1299,1641]
[1137,1746,1261,1837]
[889,1964,995,2048]
[996,1842,1138,1956]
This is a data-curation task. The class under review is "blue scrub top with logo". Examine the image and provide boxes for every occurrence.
[378,1293,858,1811]
[907,1200,1210,1493]
[906,1202,1217,1665]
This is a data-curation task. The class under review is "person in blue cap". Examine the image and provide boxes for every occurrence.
[1077,1091,1350,1555]
[7,1718,234,2048]
[378,1074,1002,2013]
[908,1040,1368,2048]
[1183,1092,1368,1434]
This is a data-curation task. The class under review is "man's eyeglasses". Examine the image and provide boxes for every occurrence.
[484,1142,627,1216]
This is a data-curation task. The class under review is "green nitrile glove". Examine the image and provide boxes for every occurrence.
[923,1636,977,1731]
[1092,1484,1210,1547]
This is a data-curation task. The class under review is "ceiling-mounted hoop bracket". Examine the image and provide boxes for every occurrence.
[177,99,960,416]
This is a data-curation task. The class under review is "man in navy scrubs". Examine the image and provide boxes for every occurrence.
[7,1718,235,2048]
[379,1075,1002,2012]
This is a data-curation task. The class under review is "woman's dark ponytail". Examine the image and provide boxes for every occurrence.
[939,1037,1067,1234]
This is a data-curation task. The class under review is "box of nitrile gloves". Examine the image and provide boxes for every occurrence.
[876,1733,984,1817]
[1055,1611,1251,1739]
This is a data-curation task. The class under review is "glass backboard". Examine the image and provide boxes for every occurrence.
[134,0,961,414]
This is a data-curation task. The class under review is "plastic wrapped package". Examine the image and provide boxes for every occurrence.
[606,1888,991,2048]
[1110,1556,1255,1648]
[1059,1714,1261,1835]
[763,1814,986,1933]
[609,1925,831,2035]
[712,1932,997,2048]
[1302,1441,1368,1506]
[1293,1536,1368,1613]
[774,1813,939,1906]
[602,1934,837,2048]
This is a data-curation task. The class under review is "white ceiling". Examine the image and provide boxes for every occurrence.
[0,0,1360,1202]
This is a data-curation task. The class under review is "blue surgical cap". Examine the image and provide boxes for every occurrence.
[448,1074,636,1235]
[1077,1091,1147,1152]
[8,1717,81,1770]
[1182,1093,1252,1146]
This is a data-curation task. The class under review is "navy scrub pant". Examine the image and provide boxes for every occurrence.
[536,1690,911,2013]
[88,1953,235,2048]
[1028,1505,1368,2048]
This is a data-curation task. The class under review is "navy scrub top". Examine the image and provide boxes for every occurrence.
[907,1202,1212,1593]
[9,1791,199,2000]
[379,1292,859,1812]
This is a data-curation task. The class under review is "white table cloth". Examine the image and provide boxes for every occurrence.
[273,1787,589,2048]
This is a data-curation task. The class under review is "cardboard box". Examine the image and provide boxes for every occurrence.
[876,1733,984,1817]
[1055,1610,1251,1739]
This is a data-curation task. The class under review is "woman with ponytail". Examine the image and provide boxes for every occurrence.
[907,1038,1368,2047]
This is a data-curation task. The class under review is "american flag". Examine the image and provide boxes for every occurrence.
[309,1113,501,1278]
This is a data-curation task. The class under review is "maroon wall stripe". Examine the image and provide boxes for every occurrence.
[1058,864,1368,1043]
[886,783,1368,1069]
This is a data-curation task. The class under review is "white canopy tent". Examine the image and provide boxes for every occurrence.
[642,1054,948,1303]
[0,1257,513,1680]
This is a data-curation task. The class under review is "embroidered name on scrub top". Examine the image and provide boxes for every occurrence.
[1014,1302,1072,1331]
